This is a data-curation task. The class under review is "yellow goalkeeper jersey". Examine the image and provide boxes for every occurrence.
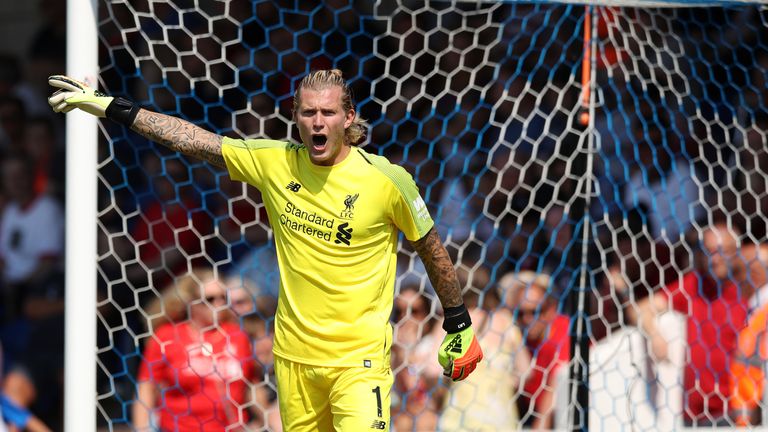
[222,138,434,367]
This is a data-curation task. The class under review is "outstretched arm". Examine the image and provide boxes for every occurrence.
[130,109,225,168]
[48,75,226,169]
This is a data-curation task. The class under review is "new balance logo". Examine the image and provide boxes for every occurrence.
[444,334,463,353]
[334,222,353,245]
[286,181,302,192]
[370,420,387,430]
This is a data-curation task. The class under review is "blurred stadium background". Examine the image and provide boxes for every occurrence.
[1,1,768,431]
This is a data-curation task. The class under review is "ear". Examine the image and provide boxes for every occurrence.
[344,109,355,129]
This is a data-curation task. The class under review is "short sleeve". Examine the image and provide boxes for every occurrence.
[375,164,433,241]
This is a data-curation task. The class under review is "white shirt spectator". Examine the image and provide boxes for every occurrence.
[0,195,64,283]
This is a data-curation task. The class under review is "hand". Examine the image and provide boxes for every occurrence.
[438,326,483,381]
[47,75,114,117]
[48,75,139,126]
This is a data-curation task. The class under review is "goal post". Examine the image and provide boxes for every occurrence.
[64,0,98,431]
[63,1,768,431]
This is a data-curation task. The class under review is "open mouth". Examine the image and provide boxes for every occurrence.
[311,134,327,149]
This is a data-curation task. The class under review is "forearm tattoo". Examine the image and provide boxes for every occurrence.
[411,228,463,308]
[131,109,226,168]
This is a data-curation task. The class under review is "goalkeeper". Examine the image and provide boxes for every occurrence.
[48,70,483,431]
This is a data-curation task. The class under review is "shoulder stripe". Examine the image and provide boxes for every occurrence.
[357,148,433,237]
[358,149,415,198]
[223,137,302,151]
[357,148,373,165]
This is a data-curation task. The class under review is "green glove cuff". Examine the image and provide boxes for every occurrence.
[105,97,140,127]
[442,304,472,333]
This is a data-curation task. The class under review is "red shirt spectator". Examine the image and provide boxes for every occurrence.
[137,321,255,431]
[638,222,750,426]
[502,271,570,429]
[521,314,570,423]
[662,272,748,423]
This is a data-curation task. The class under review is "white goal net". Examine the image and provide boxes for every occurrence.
[71,1,768,431]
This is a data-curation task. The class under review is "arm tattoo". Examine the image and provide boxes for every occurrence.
[410,227,463,308]
[130,109,226,169]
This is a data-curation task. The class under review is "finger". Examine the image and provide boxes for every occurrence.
[49,75,86,91]
[442,359,453,378]
[47,91,70,107]
[48,76,86,93]
[53,100,70,112]
[464,360,478,377]
[62,105,77,113]
[452,365,466,381]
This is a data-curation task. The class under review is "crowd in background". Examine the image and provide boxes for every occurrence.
[0,1,767,431]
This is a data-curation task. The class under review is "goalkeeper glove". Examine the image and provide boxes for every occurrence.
[438,304,483,381]
[47,75,139,126]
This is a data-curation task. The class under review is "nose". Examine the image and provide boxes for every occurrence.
[312,113,323,129]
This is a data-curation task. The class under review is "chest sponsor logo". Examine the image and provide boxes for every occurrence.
[334,222,353,246]
[340,193,359,219]
[280,200,356,246]
[280,201,335,241]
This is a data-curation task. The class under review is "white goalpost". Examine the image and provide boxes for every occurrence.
[64,0,98,431]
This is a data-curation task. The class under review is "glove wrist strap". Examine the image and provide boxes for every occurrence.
[106,97,140,127]
[442,304,472,333]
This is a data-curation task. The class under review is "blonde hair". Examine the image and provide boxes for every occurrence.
[292,69,368,145]
[143,268,218,329]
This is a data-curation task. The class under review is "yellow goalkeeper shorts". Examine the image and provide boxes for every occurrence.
[275,355,393,432]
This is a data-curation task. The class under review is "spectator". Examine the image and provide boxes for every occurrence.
[439,276,531,431]
[727,243,768,426]
[0,152,64,330]
[0,97,26,154]
[0,145,64,430]
[224,275,280,431]
[0,55,47,119]
[506,271,570,430]
[1,369,52,432]
[390,284,444,432]
[637,220,749,426]
[0,340,52,432]
[132,268,257,431]
[591,205,677,342]
[23,116,65,203]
